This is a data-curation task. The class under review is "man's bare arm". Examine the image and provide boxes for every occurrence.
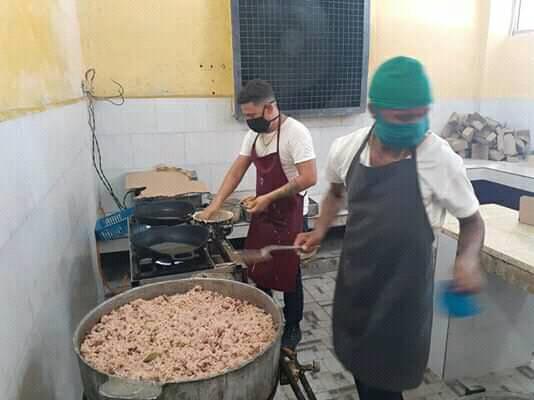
[266,159,317,202]
[454,211,485,292]
[294,182,345,251]
[313,183,345,238]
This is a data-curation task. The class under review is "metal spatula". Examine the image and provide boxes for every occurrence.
[238,245,303,264]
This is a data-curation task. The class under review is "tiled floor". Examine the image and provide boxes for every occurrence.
[273,270,534,400]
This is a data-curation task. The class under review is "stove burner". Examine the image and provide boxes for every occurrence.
[129,215,245,286]
[137,249,210,276]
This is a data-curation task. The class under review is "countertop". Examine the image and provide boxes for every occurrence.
[464,159,534,177]
[463,160,534,192]
[442,204,534,292]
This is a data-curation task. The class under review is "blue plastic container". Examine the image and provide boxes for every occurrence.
[95,208,133,241]
[438,280,481,318]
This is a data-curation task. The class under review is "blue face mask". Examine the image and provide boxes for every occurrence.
[374,114,429,149]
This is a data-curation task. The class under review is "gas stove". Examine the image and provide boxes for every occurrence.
[128,217,247,287]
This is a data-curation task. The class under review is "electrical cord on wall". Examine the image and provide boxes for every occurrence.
[82,69,126,210]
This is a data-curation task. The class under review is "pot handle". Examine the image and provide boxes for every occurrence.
[99,377,162,400]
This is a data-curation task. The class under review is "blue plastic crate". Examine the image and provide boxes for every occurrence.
[95,208,133,241]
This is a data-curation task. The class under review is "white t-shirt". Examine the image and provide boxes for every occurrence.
[240,117,316,215]
[325,127,479,230]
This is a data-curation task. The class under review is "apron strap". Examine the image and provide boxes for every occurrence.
[251,133,260,157]
[410,146,417,161]
[355,124,375,160]
[275,117,282,153]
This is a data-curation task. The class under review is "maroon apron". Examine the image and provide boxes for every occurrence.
[244,123,304,292]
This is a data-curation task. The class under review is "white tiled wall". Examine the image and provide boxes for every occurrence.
[95,97,478,212]
[0,102,99,400]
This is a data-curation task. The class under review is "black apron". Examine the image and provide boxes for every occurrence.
[333,130,435,392]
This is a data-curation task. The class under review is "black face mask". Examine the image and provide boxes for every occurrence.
[246,105,279,133]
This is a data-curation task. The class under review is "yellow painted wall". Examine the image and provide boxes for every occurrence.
[369,0,489,100]
[77,0,234,98]
[0,0,83,121]
[480,0,534,99]
[4,0,513,120]
[81,0,486,100]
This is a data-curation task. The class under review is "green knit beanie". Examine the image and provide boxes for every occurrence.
[369,56,433,109]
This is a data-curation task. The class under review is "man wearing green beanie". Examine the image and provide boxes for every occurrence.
[296,57,485,399]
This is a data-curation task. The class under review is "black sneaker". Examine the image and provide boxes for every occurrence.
[282,324,302,350]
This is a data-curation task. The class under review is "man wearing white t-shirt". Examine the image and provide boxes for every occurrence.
[296,57,485,400]
[200,79,317,350]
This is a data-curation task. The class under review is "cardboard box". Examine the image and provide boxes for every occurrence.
[125,166,209,200]
[519,196,534,226]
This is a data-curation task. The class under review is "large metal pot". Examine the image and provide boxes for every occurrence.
[73,279,283,400]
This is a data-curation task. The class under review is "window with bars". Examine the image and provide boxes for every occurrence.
[513,0,534,34]
[231,0,370,117]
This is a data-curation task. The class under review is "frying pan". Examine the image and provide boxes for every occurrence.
[133,199,195,226]
[130,224,209,258]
